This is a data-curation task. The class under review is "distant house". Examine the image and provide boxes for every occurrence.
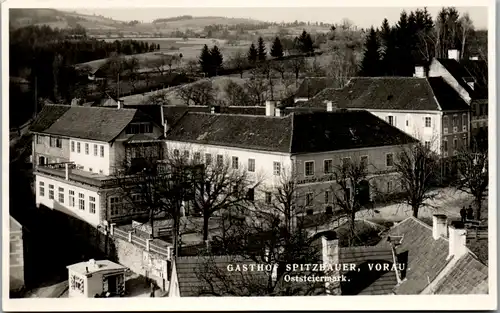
[294,76,471,156]
[294,77,338,103]
[30,104,165,226]
[10,216,25,294]
[428,49,488,132]
[67,259,127,298]
[378,215,488,295]
[165,105,417,214]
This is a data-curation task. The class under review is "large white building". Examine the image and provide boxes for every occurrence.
[164,107,418,213]
[30,104,165,227]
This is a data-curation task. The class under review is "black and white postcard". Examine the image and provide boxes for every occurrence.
[2,0,496,310]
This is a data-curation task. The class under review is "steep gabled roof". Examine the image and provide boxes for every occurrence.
[31,105,142,142]
[431,253,488,294]
[165,111,418,154]
[301,77,469,111]
[295,77,338,99]
[436,58,488,99]
[29,104,71,133]
[162,105,266,126]
[378,217,451,295]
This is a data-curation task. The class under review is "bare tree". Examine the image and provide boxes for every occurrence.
[123,57,140,93]
[458,13,474,60]
[166,55,181,74]
[329,158,370,245]
[285,57,306,83]
[272,60,287,80]
[176,80,216,106]
[229,50,249,78]
[183,59,200,77]
[142,90,171,105]
[393,143,439,218]
[455,141,488,220]
[244,76,268,106]
[149,55,169,76]
[325,48,358,88]
[223,80,250,106]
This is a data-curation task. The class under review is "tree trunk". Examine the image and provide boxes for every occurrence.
[203,213,210,241]
[412,204,419,218]
[475,198,482,221]
[149,209,154,239]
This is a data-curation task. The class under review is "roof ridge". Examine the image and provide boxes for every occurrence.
[288,112,295,153]
[186,112,286,119]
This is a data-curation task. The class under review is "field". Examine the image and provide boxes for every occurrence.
[78,37,273,72]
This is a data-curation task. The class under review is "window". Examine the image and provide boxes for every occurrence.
[425,141,431,150]
[342,157,351,168]
[56,138,62,148]
[71,141,75,152]
[443,140,448,151]
[265,192,272,204]
[324,190,330,204]
[217,155,224,166]
[443,116,449,134]
[453,138,458,150]
[58,187,64,204]
[386,154,394,167]
[36,135,43,144]
[69,190,75,207]
[85,143,89,155]
[194,152,201,163]
[425,117,432,128]
[306,192,314,206]
[49,137,55,147]
[305,161,315,176]
[232,156,239,169]
[205,153,212,165]
[77,142,81,153]
[246,188,255,201]
[126,123,153,134]
[273,162,281,176]
[453,115,458,126]
[48,184,54,200]
[39,181,45,197]
[110,197,121,216]
[248,158,255,172]
[387,181,393,192]
[89,196,96,214]
[79,193,85,211]
[386,115,394,126]
[323,159,333,174]
[100,145,105,157]
[183,150,189,159]
[462,114,467,131]
[406,120,409,126]
[360,156,369,168]
[94,144,98,156]
[173,149,180,157]
[463,134,468,143]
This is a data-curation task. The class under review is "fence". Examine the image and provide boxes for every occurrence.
[111,225,172,260]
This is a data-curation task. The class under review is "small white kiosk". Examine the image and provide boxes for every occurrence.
[67,259,127,298]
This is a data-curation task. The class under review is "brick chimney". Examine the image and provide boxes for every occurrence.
[432,214,448,240]
[321,235,341,295]
[326,101,333,112]
[413,66,425,78]
[117,100,123,109]
[265,100,276,116]
[448,49,460,61]
[447,221,468,260]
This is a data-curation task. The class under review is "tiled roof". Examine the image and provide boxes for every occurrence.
[339,246,398,295]
[431,253,488,294]
[166,111,417,154]
[162,105,266,125]
[32,105,141,142]
[378,217,451,295]
[174,255,269,296]
[301,77,469,111]
[29,104,70,133]
[124,104,164,126]
[436,58,488,99]
[290,111,418,154]
[295,77,338,98]
[165,112,293,153]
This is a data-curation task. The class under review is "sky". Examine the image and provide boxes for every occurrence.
[71,7,489,30]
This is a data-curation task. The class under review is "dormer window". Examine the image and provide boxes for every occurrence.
[126,122,153,134]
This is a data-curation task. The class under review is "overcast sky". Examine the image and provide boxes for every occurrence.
[71,7,488,30]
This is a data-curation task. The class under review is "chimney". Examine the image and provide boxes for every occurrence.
[448,221,468,260]
[163,122,169,137]
[71,98,81,106]
[265,100,276,116]
[117,100,123,109]
[275,108,281,117]
[432,214,448,240]
[210,105,220,114]
[469,56,479,61]
[413,66,425,78]
[65,163,70,180]
[321,235,341,295]
[326,101,333,112]
[448,49,460,61]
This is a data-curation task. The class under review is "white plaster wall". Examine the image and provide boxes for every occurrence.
[68,270,87,298]
[367,110,442,154]
[35,174,101,226]
[86,272,104,297]
[69,139,111,175]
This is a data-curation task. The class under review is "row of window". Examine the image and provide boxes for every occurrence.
[126,123,153,134]
[109,195,145,216]
[71,141,105,158]
[443,114,468,131]
[304,156,372,177]
[172,149,283,176]
[38,181,96,214]
[36,135,63,148]
[386,116,433,128]
[443,135,467,151]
